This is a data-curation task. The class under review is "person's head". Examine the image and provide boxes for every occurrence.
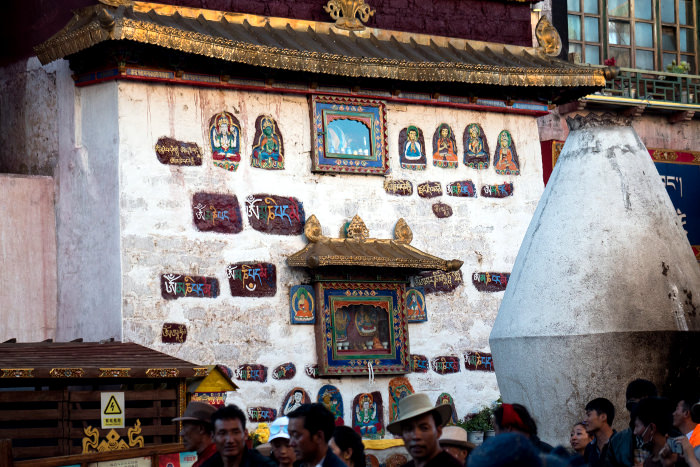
[439,426,473,465]
[469,125,478,139]
[408,127,418,141]
[672,396,696,430]
[172,401,217,453]
[493,403,538,438]
[440,126,449,138]
[584,398,615,434]
[212,404,248,461]
[329,425,365,467]
[293,391,303,403]
[499,131,510,148]
[386,393,452,463]
[633,397,674,452]
[569,422,592,455]
[287,403,335,463]
[625,379,657,412]
[269,417,295,467]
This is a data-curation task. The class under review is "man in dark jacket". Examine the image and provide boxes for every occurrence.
[287,403,346,467]
[173,401,220,467]
[386,393,462,467]
[212,404,276,467]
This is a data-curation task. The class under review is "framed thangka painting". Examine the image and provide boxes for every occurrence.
[251,115,284,170]
[209,111,241,171]
[315,282,409,376]
[398,126,427,170]
[493,130,520,175]
[432,123,458,168]
[290,285,315,324]
[310,95,388,175]
[463,123,489,169]
[404,287,427,323]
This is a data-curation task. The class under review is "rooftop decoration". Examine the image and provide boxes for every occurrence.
[535,15,562,57]
[287,215,462,271]
[324,0,375,31]
[34,1,607,99]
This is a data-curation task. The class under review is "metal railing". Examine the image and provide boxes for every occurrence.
[593,66,700,105]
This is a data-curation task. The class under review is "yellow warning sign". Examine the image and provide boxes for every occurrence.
[101,392,125,429]
[104,395,122,415]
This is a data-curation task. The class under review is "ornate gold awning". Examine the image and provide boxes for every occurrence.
[287,215,463,271]
[35,0,607,89]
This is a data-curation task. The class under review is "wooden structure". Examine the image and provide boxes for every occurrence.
[0,341,208,462]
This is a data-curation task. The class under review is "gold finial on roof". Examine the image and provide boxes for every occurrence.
[98,0,134,7]
[535,15,562,57]
[394,218,412,244]
[346,215,369,240]
[324,0,375,31]
[305,215,324,243]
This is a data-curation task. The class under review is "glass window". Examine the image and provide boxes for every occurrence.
[636,22,654,47]
[569,15,582,40]
[609,20,631,44]
[568,0,581,11]
[679,0,693,25]
[584,0,599,13]
[660,0,676,23]
[610,47,632,67]
[663,53,676,68]
[680,28,694,53]
[585,17,600,41]
[586,45,602,64]
[681,55,695,72]
[662,26,677,50]
[636,50,655,69]
[570,42,583,57]
[635,0,653,19]
[608,0,630,16]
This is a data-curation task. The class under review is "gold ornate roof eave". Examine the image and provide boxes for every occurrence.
[35,17,607,88]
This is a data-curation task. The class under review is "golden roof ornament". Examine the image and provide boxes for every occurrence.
[324,0,375,31]
[98,0,134,7]
[394,218,413,244]
[535,15,562,57]
[346,215,369,240]
[305,215,324,243]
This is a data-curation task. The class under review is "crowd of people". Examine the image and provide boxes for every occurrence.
[175,378,699,467]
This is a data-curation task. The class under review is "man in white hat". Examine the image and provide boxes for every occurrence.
[386,393,463,467]
[268,416,297,467]
[173,401,220,467]
[439,426,475,466]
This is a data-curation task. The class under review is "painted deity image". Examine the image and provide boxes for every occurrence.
[251,115,284,169]
[333,305,390,353]
[282,388,310,415]
[405,288,426,322]
[463,123,490,169]
[432,123,458,168]
[290,285,315,324]
[436,393,459,425]
[354,393,382,436]
[388,377,414,422]
[398,125,427,170]
[318,385,344,425]
[209,111,241,171]
[493,130,520,175]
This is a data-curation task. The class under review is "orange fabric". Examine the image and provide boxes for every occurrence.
[689,424,700,447]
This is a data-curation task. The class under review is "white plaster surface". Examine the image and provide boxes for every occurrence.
[0,174,57,341]
[115,81,544,434]
[491,122,700,445]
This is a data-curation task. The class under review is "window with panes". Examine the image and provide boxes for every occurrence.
[567,0,697,72]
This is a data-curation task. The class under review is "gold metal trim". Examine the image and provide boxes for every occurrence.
[1,368,34,378]
[193,367,209,377]
[146,368,180,377]
[324,0,375,31]
[99,368,131,377]
[535,16,562,57]
[50,368,85,378]
[82,420,144,453]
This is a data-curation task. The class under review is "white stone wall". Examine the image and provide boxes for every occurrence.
[117,81,544,433]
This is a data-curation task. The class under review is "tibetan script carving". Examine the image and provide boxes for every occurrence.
[384,179,413,196]
[417,181,442,199]
[481,182,514,198]
[446,180,477,197]
[245,194,305,235]
[247,407,277,422]
[472,272,510,292]
[305,364,320,379]
[464,351,495,372]
[413,270,463,294]
[272,362,297,380]
[192,193,243,234]
[432,202,453,218]
[410,354,429,373]
[155,137,203,166]
[226,262,277,297]
[161,274,220,300]
[235,364,268,382]
[431,356,461,375]
[161,323,187,343]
